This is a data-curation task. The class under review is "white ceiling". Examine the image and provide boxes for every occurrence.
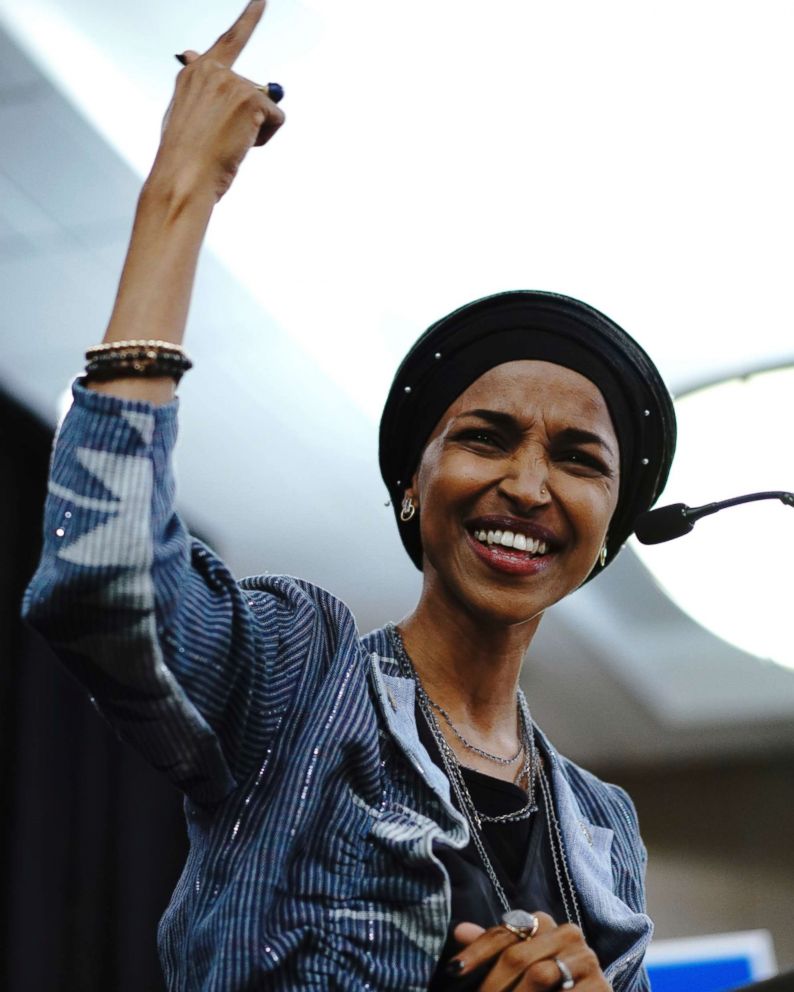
[2,2,793,768]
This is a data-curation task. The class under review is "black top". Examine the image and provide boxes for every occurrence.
[416,707,568,990]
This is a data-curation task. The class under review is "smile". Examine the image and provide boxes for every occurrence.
[473,529,549,556]
[464,527,557,577]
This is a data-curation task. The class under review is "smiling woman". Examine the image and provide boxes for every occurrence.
[407,361,620,620]
[372,294,675,989]
[21,2,678,990]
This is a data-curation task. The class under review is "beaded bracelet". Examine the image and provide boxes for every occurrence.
[84,340,193,384]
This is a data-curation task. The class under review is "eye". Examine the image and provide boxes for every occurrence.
[457,428,503,449]
[558,449,612,475]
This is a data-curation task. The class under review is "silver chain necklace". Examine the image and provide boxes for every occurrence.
[426,697,537,827]
[428,698,524,766]
[385,623,583,929]
[537,758,583,930]
[386,623,538,825]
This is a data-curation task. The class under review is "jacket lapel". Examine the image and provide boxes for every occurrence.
[540,729,653,982]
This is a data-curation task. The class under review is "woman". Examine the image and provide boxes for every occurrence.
[22,2,676,989]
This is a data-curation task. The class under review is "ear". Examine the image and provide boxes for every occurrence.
[403,487,418,510]
[409,469,422,508]
[401,470,421,508]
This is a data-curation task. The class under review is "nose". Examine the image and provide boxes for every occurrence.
[497,450,552,511]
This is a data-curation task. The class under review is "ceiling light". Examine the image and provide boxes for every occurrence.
[631,365,794,672]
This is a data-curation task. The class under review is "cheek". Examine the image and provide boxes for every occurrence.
[556,476,618,538]
[417,450,492,507]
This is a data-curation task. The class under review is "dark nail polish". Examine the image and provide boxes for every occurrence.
[444,959,465,976]
[174,53,188,66]
[267,82,284,104]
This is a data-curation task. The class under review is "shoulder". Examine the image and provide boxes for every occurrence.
[237,574,398,656]
[237,571,365,659]
[238,571,350,614]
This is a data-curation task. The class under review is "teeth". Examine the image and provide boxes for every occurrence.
[473,527,552,555]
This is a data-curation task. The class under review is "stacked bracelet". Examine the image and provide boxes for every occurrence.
[84,340,193,384]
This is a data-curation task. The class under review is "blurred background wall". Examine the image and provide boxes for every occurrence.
[613,759,794,972]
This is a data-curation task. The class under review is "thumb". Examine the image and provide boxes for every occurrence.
[453,922,487,946]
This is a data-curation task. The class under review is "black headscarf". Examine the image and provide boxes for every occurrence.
[379,290,676,579]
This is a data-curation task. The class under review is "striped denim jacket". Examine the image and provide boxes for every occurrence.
[23,383,653,991]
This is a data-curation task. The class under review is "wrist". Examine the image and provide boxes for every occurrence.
[141,159,217,223]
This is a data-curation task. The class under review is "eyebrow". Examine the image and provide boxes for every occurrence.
[555,427,616,460]
[454,409,617,460]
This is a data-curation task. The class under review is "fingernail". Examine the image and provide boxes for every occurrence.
[266,82,284,104]
[174,53,188,66]
[444,959,465,976]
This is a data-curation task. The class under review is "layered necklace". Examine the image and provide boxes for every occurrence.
[386,623,582,928]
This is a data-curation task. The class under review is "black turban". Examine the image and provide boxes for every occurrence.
[379,290,676,579]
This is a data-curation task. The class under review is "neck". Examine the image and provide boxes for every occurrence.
[396,590,541,738]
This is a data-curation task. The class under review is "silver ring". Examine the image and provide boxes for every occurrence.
[554,956,575,990]
[500,909,539,940]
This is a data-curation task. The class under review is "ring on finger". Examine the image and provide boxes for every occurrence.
[255,82,284,103]
[500,909,539,941]
[554,956,575,990]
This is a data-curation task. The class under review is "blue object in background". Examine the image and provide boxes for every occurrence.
[645,929,777,992]
[648,956,753,992]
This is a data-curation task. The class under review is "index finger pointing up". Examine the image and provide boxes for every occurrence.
[205,0,267,68]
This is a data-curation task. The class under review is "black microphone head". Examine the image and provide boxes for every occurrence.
[633,503,694,544]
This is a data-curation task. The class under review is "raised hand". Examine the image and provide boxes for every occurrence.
[91,1,286,402]
[155,0,285,202]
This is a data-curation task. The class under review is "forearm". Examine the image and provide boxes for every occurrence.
[90,169,215,405]
[86,1,283,406]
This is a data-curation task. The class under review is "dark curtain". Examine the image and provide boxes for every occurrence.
[0,387,187,992]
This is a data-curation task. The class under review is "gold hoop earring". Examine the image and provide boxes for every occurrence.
[599,544,608,568]
[400,496,416,522]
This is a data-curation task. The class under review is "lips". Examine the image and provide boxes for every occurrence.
[464,516,562,576]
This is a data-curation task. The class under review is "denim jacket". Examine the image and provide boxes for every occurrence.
[23,383,652,991]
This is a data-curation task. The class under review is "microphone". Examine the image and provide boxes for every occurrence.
[634,490,794,545]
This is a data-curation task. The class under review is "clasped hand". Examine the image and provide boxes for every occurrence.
[449,914,611,991]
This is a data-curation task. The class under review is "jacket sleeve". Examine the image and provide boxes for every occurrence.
[22,381,303,805]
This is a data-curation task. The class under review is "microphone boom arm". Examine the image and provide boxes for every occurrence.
[688,490,794,524]
[634,490,794,545]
